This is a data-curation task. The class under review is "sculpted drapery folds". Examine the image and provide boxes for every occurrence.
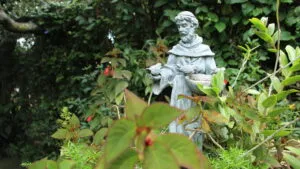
[148,11,219,144]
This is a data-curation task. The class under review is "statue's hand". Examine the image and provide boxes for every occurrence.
[178,65,194,74]
[147,63,162,75]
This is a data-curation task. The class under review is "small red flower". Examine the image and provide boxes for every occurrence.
[86,116,93,122]
[144,136,154,146]
[224,79,229,85]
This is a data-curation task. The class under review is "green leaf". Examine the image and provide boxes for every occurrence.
[281,31,294,41]
[107,149,138,169]
[93,128,108,145]
[246,89,261,95]
[279,50,291,77]
[58,160,75,169]
[78,129,93,138]
[268,107,288,117]
[197,84,217,97]
[285,45,296,62]
[51,129,67,139]
[289,63,300,73]
[275,89,299,101]
[215,22,226,32]
[282,75,300,86]
[257,93,267,113]
[267,23,275,36]
[156,134,210,169]
[262,95,277,108]
[255,31,273,43]
[225,0,247,4]
[29,159,58,169]
[143,142,179,169]
[121,70,132,80]
[267,48,277,53]
[211,70,224,93]
[262,130,291,137]
[154,0,168,8]
[124,89,147,120]
[283,153,300,169]
[286,146,300,156]
[270,75,283,93]
[249,18,267,32]
[184,106,201,122]
[115,81,128,96]
[104,119,136,165]
[69,114,80,128]
[101,57,111,63]
[231,14,241,25]
[137,103,182,128]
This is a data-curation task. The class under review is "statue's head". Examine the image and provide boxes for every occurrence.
[175,11,199,44]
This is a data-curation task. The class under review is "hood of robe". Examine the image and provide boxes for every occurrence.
[168,35,215,57]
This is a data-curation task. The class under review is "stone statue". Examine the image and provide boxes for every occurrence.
[148,11,221,148]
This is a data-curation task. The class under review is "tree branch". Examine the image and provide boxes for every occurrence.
[0,8,39,33]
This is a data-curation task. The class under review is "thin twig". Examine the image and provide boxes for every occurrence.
[207,133,224,150]
[147,91,153,105]
[241,117,299,158]
[112,105,121,119]
[268,0,281,96]
[189,131,197,140]
[243,57,299,92]
[232,58,248,88]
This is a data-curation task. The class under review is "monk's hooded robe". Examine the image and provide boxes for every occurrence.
[152,35,217,135]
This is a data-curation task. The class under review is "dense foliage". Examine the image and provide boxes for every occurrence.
[0,0,299,168]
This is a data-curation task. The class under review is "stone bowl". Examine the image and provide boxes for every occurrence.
[185,74,212,94]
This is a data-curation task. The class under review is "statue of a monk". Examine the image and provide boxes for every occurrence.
[148,11,219,146]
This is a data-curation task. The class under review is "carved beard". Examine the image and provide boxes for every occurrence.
[180,33,195,44]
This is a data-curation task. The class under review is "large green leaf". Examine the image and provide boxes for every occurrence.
[78,129,93,138]
[29,159,58,169]
[282,75,300,86]
[107,149,138,169]
[225,0,247,4]
[249,18,267,32]
[215,22,226,32]
[114,81,128,97]
[211,70,224,94]
[270,75,283,93]
[257,93,267,114]
[283,153,300,169]
[279,50,291,77]
[262,130,291,137]
[285,45,296,62]
[143,141,180,169]
[154,0,168,8]
[286,146,300,156]
[137,103,182,128]
[58,160,75,169]
[124,89,147,120]
[275,89,299,101]
[262,95,277,108]
[51,129,68,140]
[197,84,218,97]
[255,31,273,43]
[69,114,80,129]
[104,119,136,165]
[157,134,210,169]
[93,128,108,145]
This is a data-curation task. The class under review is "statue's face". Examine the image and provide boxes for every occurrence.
[176,19,195,44]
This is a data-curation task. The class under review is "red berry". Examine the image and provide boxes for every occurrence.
[145,136,153,146]
[86,116,93,122]
[224,79,229,85]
